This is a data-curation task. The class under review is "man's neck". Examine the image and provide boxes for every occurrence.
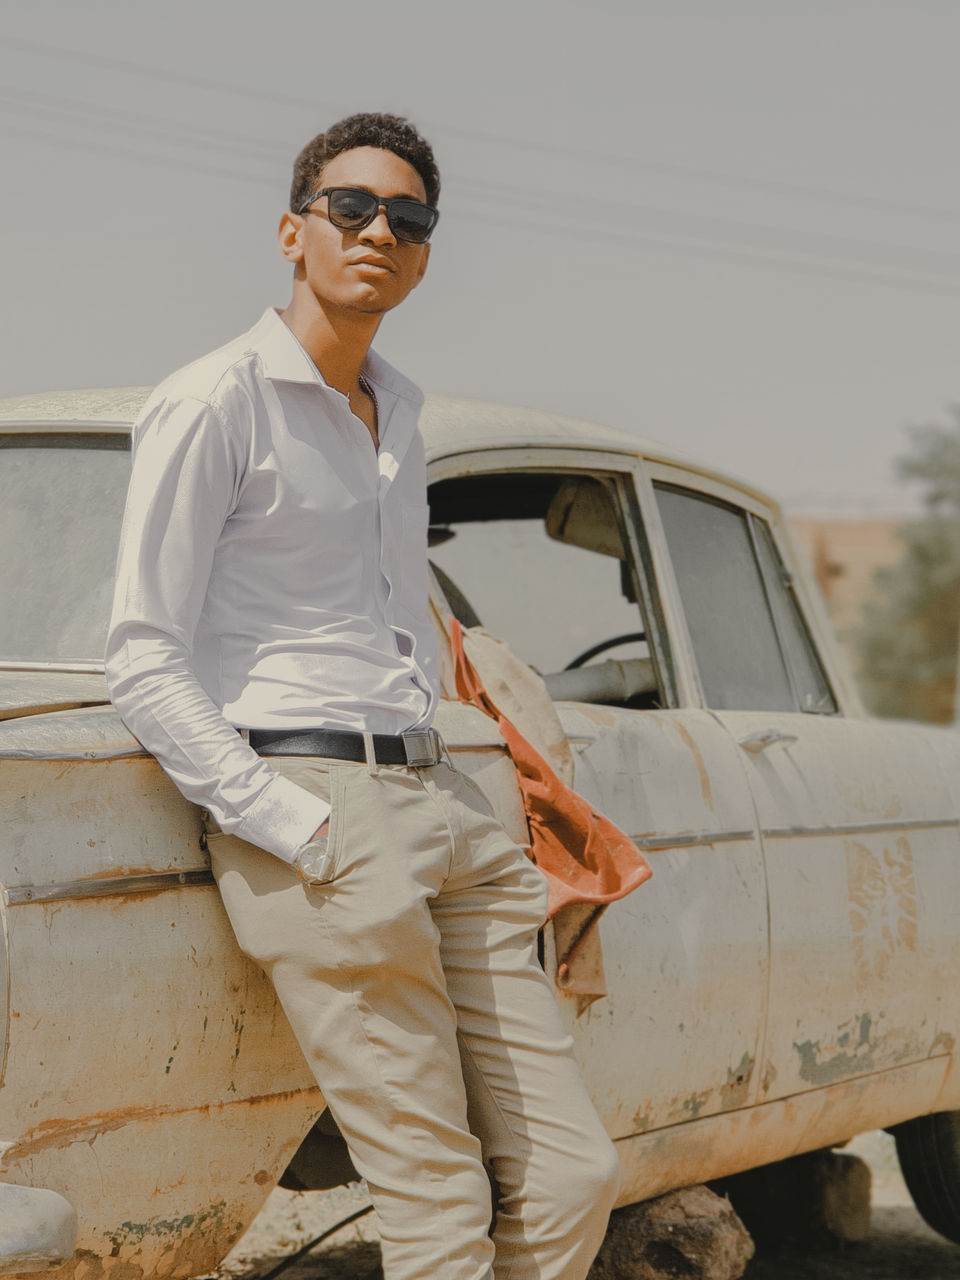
[279,296,381,397]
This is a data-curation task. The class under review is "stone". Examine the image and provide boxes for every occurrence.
[588,1184,755,1280]
[716,1149,872,1246]
[0,1183,78,1272]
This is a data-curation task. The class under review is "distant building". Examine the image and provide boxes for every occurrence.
[787,512,909,673]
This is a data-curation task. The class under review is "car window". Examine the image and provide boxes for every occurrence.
[428,470,667,708]
[751,517,837,713]
[655,484,836,713]
[0,435,129,662]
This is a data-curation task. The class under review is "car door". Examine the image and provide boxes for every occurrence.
[649,466,958,1104]
[426,446,769,1140]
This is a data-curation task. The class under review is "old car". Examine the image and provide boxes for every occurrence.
[2,386,960,1276]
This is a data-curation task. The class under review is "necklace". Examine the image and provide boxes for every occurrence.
[358,372,378,441]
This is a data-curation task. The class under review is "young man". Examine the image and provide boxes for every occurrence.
[105,113,619,1280]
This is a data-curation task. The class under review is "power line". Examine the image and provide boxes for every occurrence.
[3,35,344,116]
[453,176,960,280]
[0,87,283,164]
[7,33,960,227]
[0,122,278,189]
[4,88,960,287]
[5,118,960,297]
[445,206,960,297]
[440,123,960,228]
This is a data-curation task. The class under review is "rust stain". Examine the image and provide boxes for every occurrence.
[886,838,919,950]
[931,1031,956,1056]
[576,704,616,728]
[6,1086,322,1159]
[0,700,89,721]
[672,721,712,809]
[253,1169,272,1186]
[760,1060,778,1095]
[719,1053,755,1109]
[845,836,918,987]
[85,864,199,880]
[630,1107,653,1134]
[65,1199,248,1279]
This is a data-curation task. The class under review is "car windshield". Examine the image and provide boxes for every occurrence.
[0,435,130,663]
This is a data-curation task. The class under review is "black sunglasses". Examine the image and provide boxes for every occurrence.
[298,186,439,244]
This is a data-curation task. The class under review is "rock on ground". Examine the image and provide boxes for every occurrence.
[717,1150,872,1247]
[588,1184,755,1280]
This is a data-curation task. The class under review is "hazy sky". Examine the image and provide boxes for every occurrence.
[2,1,959,511]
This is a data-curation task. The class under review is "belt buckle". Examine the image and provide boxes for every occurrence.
[402,728,441,767]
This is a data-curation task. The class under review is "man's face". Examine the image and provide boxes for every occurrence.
[282,145,431,316]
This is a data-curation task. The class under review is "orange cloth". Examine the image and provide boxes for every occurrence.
[449,619,652,919]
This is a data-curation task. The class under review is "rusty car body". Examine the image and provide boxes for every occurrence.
[2,387,960,1276]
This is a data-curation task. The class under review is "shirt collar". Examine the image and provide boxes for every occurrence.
[248,308,424,412]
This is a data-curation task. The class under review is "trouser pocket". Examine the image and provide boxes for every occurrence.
[202,757,343,868]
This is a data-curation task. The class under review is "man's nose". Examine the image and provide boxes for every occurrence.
[359,206,396,247]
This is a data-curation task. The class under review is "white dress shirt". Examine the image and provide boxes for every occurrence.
[105,308,439,864]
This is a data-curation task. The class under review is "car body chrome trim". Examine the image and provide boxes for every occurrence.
[11,820,949,905]
[5,869,215,906]
[761,817,960,840]
[633,829,755,851]
[0,660,106,672]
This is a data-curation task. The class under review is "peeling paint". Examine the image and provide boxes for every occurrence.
[672,721,713,809]
[105,1202,225,1253]
[794,1012,875,1085]
[674,1089,712,1122]
[64,1200,247,1280]
[719,1053,755,1108]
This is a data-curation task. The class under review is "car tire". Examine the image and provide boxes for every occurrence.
[891,1110,960,1244]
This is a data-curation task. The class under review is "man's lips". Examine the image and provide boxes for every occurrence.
[349,255,395,273]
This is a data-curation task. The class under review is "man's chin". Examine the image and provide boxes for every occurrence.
[343,291,400,316]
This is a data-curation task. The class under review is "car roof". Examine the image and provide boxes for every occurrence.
[0,386,770,507]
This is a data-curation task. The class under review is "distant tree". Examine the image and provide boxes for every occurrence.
[856,408,960,722]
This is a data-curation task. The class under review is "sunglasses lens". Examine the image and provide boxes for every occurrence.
[327,189,379,228]
[324,189,437,243]
[388,200,437,244]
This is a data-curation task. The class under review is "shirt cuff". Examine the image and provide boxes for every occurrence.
[232,773,332,865]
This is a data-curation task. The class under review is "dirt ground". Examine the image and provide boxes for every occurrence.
[211,1130,960,1280]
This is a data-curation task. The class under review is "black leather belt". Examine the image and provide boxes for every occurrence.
[248,726,443,767]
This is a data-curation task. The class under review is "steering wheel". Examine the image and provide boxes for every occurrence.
[564,632,647,670]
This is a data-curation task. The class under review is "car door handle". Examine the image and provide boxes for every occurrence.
[738,728,799,754]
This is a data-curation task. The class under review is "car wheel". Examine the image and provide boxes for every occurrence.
[891,1110,960,1243]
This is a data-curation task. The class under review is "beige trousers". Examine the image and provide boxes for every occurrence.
[207,755,619,1280]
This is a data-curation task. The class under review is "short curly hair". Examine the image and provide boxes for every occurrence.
[290,113,440,213]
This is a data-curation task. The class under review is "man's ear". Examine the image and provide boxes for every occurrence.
[278,211,304,264]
